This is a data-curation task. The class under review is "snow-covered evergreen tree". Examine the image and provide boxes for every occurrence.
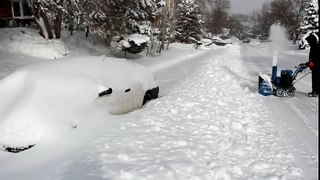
[300,0,319,34]
[64,0,163,48]
[63,0,87,35]
[115,0,159,35]
[110,0,164,52]
[27,0,167,53]
[174,0,203,44]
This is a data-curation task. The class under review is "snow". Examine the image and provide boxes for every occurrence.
[0,28,70,59]
[312,0,318,11]
[0,28,318,179]
[124,34,150,46]
[269,24,290,66]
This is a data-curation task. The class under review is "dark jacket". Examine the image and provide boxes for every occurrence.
[306,34,320,71]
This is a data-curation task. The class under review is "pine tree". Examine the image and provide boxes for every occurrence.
[300,0,319,34]
[115,0,160,35]
[174,0,203,43]
[111,0,164,53]
[78,0,162,47]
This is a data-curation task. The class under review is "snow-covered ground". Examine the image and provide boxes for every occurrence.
[0,28,318,179]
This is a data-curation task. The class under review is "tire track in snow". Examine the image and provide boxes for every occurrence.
[286,100,318,137]
[265,98,318,179]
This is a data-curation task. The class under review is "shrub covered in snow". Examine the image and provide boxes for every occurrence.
[119,34,150,54]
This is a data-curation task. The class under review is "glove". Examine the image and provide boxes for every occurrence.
[303,62,315,68]
[308,62,315,68]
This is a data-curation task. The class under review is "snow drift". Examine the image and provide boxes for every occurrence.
[0,28,69,59]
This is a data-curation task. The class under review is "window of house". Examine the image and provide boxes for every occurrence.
[12,2,21,17]
[23,2,32,16]
[12,0,32,18]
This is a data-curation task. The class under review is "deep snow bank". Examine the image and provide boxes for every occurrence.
[0,28,69,59]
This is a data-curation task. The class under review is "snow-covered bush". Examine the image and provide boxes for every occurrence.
[119,34,150,54]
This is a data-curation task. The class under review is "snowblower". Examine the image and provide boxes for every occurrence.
[258,63,309,97]
[258,24,312,97]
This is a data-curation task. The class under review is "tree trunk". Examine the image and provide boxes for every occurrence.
[33,3,53,39]
[318,0,320,36]
[54,0,64,39]
[160,9,166,52]
[292,33,297,44]
[86,26,90,37]
[42,12,54,39]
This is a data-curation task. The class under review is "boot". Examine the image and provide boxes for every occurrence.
[308,91,319,97]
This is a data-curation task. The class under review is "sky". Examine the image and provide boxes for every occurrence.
[230,0,270,14]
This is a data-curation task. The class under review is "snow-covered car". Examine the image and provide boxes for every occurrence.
[0,56,159,153]
[211,36,230,46]
[242,38,250,43]
[260,37,271,42]
[202,37,230,46]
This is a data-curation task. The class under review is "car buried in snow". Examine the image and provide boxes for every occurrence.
[242,38,251,43]
[0,56,159,153]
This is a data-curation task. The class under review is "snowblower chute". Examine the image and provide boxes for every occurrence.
[258,64,308,97]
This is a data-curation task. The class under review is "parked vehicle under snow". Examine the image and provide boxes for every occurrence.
[0,56,159,153]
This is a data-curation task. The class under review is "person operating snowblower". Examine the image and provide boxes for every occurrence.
[303,34,320,97]
[258,33,319,98]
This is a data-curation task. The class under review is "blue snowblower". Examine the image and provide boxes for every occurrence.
[258,63,308,97]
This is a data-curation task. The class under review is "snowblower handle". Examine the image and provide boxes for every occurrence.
[297,63,307,72]
[302,64,307,71]
[299,63,307,68]
[292,63,307,81]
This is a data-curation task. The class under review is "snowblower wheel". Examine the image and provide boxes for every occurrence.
[286,88,295,98]
[275,88,285,97]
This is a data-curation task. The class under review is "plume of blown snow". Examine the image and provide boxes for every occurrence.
[269,24,289,65]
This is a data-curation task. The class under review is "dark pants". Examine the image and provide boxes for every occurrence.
[312,69,320,93]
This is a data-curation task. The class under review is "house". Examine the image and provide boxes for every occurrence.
[0,0,34,27]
